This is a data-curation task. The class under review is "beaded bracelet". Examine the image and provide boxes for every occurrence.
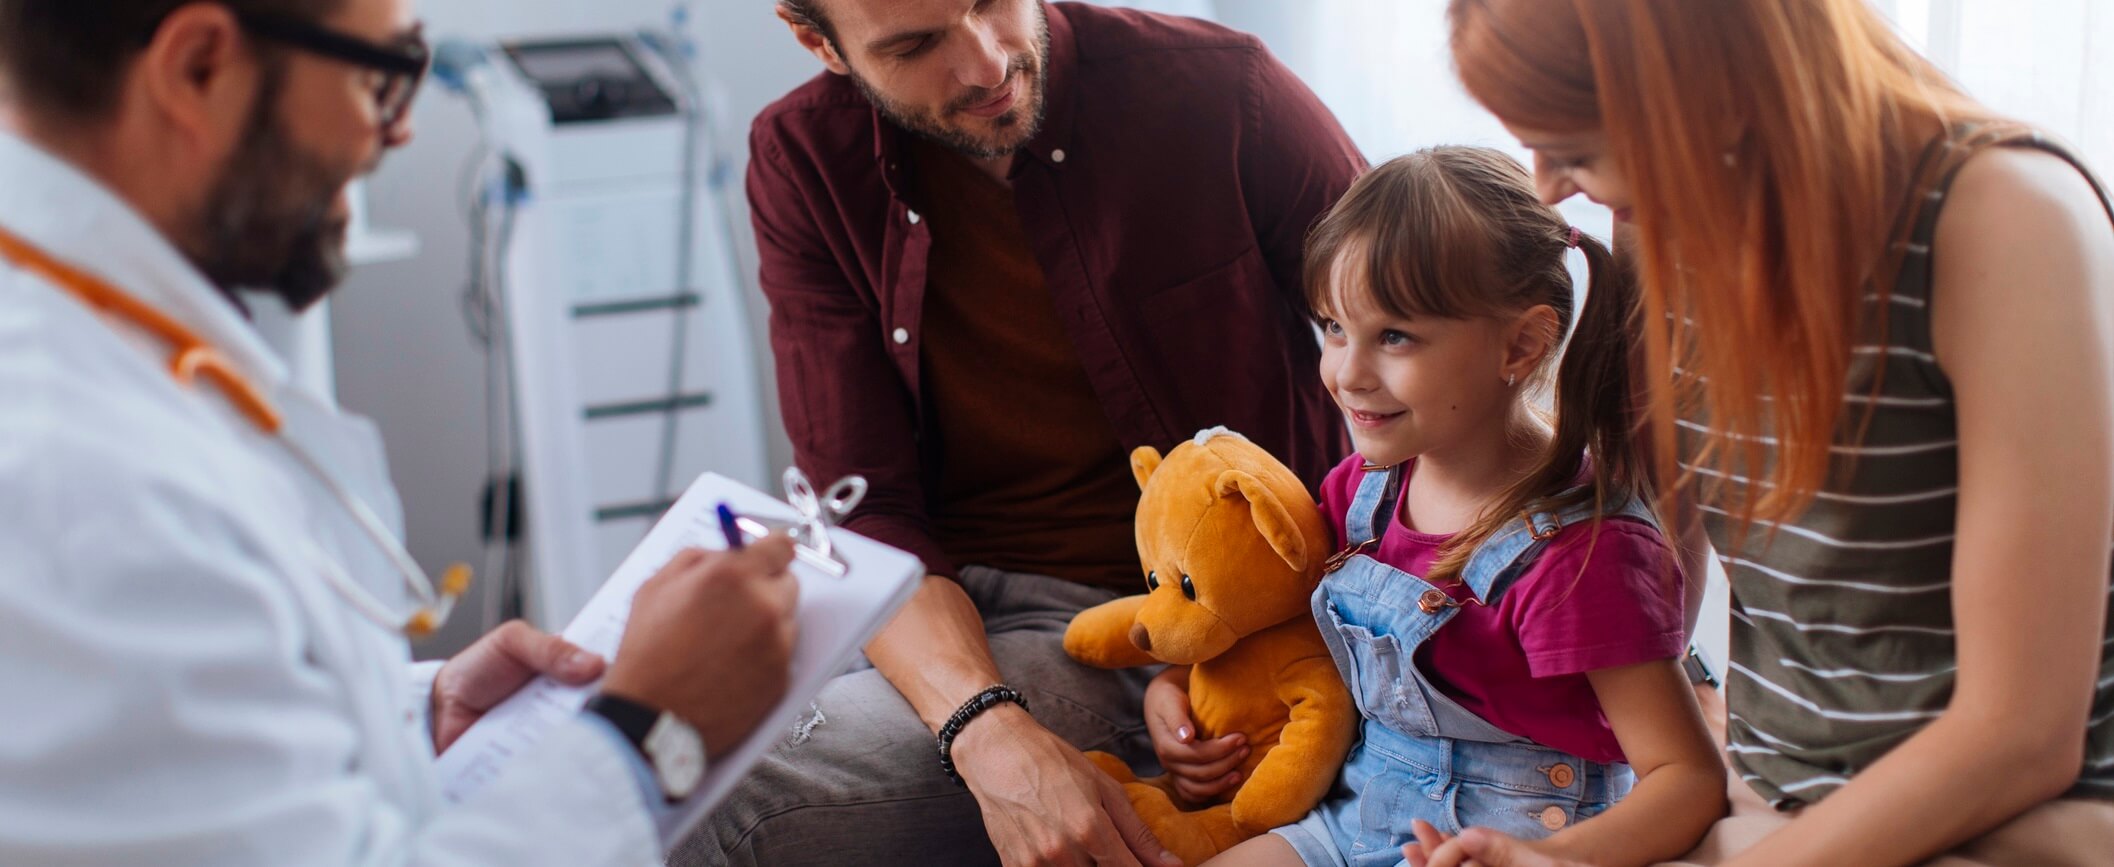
[936,684,1030,786]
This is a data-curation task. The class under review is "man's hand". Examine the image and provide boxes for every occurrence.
[600,537,799,756]
[1141,667,1247,806]
[1403,819,1587,867]
[432,620,606,754]
[953,704,1185,867]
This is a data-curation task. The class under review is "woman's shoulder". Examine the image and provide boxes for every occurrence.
[1928,138,2114,395]
[1945,140,2105,217]
[1934,143,2112,315]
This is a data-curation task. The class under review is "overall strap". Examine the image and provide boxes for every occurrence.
[1324,464,1404,575]
[1459,490,1660,603]
[1342,463,1405,546]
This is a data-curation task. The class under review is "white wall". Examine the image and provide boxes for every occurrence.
[339,0,819,657]
[354,0,1234,657]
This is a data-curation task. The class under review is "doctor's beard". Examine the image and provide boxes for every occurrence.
[193,73,356,313]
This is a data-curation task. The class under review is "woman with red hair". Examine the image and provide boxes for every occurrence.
[1421,0,2114,865]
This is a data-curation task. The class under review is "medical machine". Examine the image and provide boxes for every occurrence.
[436,26,770,629]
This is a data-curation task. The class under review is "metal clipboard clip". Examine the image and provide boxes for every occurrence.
[731,467,868,578]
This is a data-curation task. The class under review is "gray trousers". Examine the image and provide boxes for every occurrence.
[668,566,1158,867]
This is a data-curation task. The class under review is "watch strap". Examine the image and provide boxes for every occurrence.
[585,692,661,756]
[1684,644,1721,688]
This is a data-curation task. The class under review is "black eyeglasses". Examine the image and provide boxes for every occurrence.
[234,10,430,130]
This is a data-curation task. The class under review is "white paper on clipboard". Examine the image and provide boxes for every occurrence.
[432,471,924,845]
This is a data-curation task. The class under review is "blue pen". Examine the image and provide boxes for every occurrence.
[716,502,744,550]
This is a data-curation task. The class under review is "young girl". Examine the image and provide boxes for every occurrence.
[1445,1,2114,865]
[1188,148,1724,867]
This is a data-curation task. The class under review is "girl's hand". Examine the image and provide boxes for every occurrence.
[1404,819,1586,867]
[1142,666,1249,805]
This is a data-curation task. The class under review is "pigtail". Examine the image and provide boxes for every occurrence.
[1557,233,1647,514]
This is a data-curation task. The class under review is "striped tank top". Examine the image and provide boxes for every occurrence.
[1682,124,2114,808]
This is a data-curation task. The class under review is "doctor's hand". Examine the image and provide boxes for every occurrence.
[432,620,607,753]
[600,537,799,756]
[1142,666,1247,806]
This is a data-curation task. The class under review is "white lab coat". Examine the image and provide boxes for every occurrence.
[0,134,660,865]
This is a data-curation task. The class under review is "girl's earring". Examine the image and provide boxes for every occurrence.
[1506,373,1517,387]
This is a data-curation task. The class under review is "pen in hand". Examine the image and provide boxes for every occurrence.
[717,502,744,550]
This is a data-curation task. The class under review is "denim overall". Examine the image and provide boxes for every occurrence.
[1274,466,1657,867]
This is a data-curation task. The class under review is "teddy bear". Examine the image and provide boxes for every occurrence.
[1063,427,1357,865]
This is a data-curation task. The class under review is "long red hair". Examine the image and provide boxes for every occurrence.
[1450,0,1995,527]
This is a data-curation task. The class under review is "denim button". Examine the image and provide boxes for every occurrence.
[1539,806,1568,831]
[1418,589,1448,614]
[1546,763,1575,788]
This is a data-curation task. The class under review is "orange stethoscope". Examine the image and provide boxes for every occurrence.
[0,223,469,639]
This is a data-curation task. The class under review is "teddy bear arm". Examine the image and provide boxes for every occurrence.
[1227,654,1360,832]
[1061,594,1158,670]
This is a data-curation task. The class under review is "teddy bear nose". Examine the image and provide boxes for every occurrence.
[1129,623,1153,652]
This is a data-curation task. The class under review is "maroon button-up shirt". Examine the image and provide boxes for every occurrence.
[745,2,1364,578]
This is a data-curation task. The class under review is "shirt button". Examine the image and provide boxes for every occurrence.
[907,210,922,225]
[1051,148,1067,163]
[892,327,910,345]
[1539,806,1569,831]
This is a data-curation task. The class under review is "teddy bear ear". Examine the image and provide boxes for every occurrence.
[1214,470,1309,572]
[1130,446,1164,492]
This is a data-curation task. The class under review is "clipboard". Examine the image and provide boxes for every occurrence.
[433,470,924,845]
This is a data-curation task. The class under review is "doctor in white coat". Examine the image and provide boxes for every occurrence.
[0,0,802,864]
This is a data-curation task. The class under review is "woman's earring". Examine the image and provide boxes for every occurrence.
[1506,373,1517,387]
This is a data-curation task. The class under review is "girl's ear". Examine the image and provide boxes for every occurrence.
[1500,303,1563,384]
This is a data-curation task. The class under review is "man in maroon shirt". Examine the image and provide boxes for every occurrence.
[671,2,1361,864]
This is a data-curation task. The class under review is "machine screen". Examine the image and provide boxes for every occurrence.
[504,39,679,124]
[508,42,636,85]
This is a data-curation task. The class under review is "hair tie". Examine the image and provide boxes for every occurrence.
[1566,226,1582,249]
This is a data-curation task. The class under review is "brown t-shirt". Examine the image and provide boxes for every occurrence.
[911,138,1141,591]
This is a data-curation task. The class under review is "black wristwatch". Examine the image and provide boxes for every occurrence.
[586,693,707,803]
[1684,644,1721,689]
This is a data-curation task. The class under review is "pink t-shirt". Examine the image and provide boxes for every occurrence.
[1317,454,1686,763]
